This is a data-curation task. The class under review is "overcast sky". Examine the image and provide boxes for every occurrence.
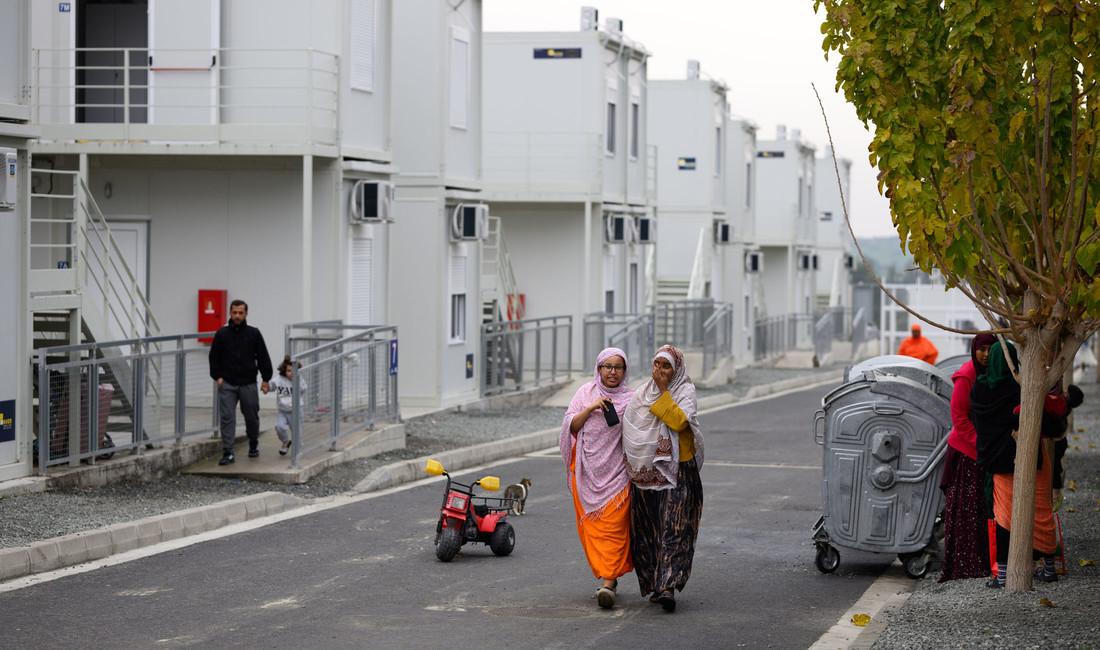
[482,0,899,239]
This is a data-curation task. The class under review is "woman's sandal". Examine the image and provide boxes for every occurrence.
[657,590,676,612]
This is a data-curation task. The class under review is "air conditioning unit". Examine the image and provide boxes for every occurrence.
[812,254,819,270]
[0,152,15,211]
[605,214,630,243]
[605,17,623,34]
[349,180,394,223]
[714,221,732,244]
[844,254,856,270]
[745,251,762,273]
[635,216,655,244]
[580,6,598,31]
[451,204,489,241]
[799,253,812,270]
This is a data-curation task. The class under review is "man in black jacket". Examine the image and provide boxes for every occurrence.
[208,299,273,465]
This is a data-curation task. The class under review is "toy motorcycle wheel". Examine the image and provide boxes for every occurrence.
[436,526,461,562]
[489,521,515,557]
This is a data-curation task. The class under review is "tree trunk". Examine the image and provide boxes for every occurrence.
[1005,339,1046,592]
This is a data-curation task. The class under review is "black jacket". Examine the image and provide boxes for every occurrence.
[208,319,273,386]
[972,380,1065,474]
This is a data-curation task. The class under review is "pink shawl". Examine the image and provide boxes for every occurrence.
[560,347,634,519]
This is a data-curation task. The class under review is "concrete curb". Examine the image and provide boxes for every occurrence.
[352,427,561,493]
[0,491,303,582]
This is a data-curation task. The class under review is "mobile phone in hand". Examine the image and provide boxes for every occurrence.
[603,401,619,426]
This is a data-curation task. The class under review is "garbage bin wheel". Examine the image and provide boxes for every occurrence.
[815,545,840,574]
[900,552,929,579]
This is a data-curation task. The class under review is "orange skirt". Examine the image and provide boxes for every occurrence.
[570,454,633,580]
[992,444,1057,554]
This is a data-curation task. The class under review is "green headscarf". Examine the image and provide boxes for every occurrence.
[978,340,1018,389]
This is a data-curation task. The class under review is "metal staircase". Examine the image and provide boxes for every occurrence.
[30,165,163,448]
[481,216,524,387]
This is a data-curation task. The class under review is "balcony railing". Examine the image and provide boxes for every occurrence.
[32,47,339,146]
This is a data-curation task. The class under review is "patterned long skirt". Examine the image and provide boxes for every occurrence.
[938,447,990,581]
[630,458,703,597]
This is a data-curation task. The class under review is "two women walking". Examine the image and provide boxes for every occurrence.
[560,345,704,612]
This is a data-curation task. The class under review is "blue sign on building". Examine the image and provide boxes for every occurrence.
[677,157,696,170]
[0,400,14,443]
[389,339,398,375]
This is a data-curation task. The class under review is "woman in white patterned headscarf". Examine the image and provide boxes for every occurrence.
[560,347,635,610]
[621,345,704,613]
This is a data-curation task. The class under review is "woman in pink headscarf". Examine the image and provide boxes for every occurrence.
[621,345,704,613]
[560,347,635,610]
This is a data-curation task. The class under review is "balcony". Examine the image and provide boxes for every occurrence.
[31,47,339,151]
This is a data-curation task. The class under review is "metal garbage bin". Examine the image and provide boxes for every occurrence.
[935,353,970,376]
[811,357,952,578]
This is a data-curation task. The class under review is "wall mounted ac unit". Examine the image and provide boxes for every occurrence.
[745,251,762,273]
[349,180,394,223]
[714,221,732,244]
[812,254,819,270]
[635,216,655,244]
[451,204,489,241]
[799,253,812,270]
[605,214,630,243]
[844,254,856,270]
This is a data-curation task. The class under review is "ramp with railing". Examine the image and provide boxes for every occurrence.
[481,316,572,397]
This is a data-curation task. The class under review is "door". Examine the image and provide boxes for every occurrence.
[77,0,148,124]
[148,0,220,125]
[85,220,149,342]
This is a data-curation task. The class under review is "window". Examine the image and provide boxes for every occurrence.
[449,254,467,341]
[807,184,813,218]
[349,236,373,324]
[798,177,804,216]
[745,162,752,208]
[629,262,638,313]
[450,27,470,129]
[350,0,375,92]
[714,126,722,176]
[605,290,615,314]
[606,101,617,155]
[630,102,640,159]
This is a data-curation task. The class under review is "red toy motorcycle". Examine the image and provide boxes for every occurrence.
[425,459,515,562]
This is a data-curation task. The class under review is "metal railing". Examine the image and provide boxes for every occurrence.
[753,313,816,362]
[851,307,870,355]
[702,303,734,378]
[32,47,339,145]
[34,332,217,474]
[481,315,572,396]
[813,311,835,359]
[583,312,654,370]
[653,299,718,350]
[289,324,399,469]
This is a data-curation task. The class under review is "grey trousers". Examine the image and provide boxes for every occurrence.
[218,381,260,452]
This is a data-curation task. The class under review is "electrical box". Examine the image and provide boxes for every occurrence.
[0,152,16,211]
[451,204,489,241]
[198,289,227,343]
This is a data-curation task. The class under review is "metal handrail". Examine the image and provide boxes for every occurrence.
[701,302,733,377]
[481,315,572,396]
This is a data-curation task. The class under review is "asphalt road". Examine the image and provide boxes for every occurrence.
[0,383,896,648]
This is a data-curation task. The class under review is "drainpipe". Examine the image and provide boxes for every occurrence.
[302,154,313,320]
[584,199,592,314]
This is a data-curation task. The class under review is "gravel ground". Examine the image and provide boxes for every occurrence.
[0,365,843,549]
[871,376,1100,650]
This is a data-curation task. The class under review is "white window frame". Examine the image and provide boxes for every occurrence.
[629,84,641,160]
[605,81,618,156]
[449,26,470,130]
[714,125,722,176]
[350,0,376,93]
[449,252,468,342]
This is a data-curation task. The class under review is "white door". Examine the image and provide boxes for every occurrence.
[148,0,220,125]
[85,220,149,342]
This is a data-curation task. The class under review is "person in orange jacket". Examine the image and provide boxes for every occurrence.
[898,324,938,364]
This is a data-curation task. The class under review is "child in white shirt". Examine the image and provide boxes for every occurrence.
[270,355,306,455]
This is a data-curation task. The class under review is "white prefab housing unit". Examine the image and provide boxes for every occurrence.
[815,148,854,311]
[26,0,397,404]
[754,126,818,316]
[725,118,760,363]
[389,0,486,408]
[0,0,37,481]
[482,14,655,366]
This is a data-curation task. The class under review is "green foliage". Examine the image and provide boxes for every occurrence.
[816,0,1100,324]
